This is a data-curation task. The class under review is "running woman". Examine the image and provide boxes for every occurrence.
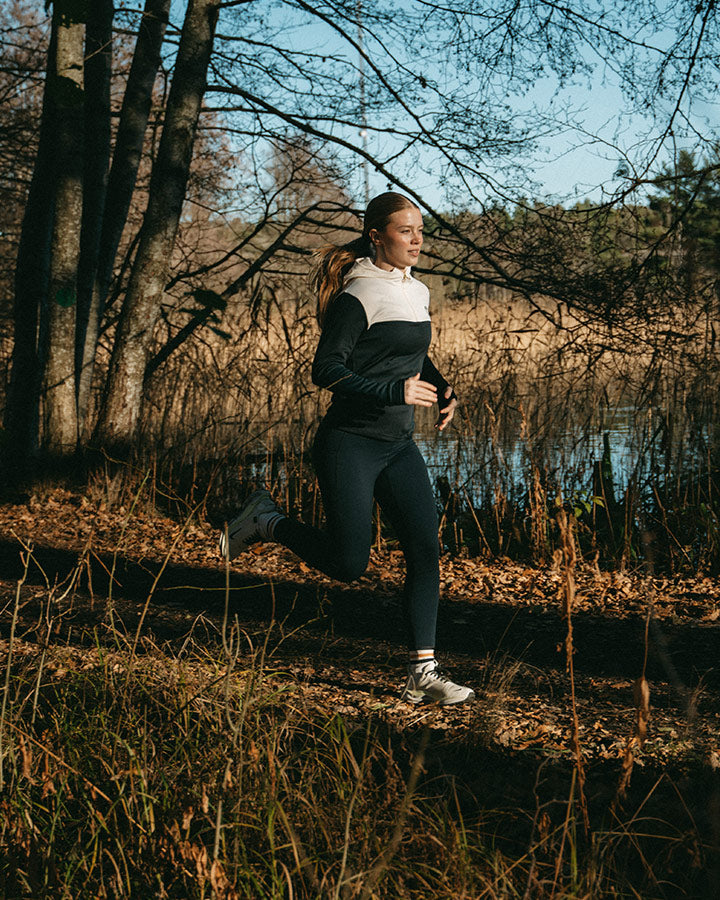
[220,192,474,706]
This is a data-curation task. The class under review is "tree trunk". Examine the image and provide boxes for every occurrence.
[77,0,171,435]
[3,23,58,475]
[42,0,87,455]
[76,0,114,437]
[95,0,219,452]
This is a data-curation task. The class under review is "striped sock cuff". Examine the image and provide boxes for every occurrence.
[409,649,435,671]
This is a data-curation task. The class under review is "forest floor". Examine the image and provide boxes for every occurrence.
[1,486,720,895]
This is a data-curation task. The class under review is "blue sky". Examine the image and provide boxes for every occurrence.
[168,0,720,209]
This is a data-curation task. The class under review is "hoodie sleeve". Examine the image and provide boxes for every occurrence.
[312,293,406,405]
[420,356,457,409]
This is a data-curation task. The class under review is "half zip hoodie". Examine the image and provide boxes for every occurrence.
[312,258,451,440]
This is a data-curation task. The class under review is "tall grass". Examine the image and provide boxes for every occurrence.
[1,583,714,898]
[0,382,716,896]
[122,279,720,573]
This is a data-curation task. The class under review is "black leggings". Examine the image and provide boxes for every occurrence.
[274,423,439,650]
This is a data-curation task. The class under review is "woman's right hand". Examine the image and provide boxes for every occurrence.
[404,373,438,407]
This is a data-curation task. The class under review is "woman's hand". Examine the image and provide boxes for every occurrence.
[436,386,457,431]
[404,373,437,407]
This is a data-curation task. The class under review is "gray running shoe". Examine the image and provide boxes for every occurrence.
[219,489,279,559]
[401,660,475,706]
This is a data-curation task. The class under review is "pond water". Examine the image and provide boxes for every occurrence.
[417,404,711,506]
[239,404,714,512]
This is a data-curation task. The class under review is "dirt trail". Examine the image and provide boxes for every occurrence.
[0,488,719,771]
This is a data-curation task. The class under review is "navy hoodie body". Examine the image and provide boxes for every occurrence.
[311,258,452,441]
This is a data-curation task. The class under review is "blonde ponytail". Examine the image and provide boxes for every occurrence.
[311,192,419,326]
[311,237,371,326]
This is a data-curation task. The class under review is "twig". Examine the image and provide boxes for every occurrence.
[0,551,28,789]
[556,509,590,838]
[358,728,429,899]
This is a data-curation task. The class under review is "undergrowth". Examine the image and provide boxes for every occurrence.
[0,621,716,898]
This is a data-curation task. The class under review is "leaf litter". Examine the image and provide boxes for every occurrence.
[0,486,718,771]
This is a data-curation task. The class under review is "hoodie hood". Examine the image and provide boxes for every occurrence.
[342,257,430,327]
[343,257,412,285]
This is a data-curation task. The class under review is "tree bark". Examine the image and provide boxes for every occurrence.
[95,0,219,452]
[77,0,171,434]
[76,0,114,436]
[42,0,87,455]
[4,21,58,474]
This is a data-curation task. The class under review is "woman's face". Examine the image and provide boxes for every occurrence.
[369,207,423,271]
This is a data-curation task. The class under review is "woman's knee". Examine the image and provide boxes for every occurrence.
[330,550,369,583]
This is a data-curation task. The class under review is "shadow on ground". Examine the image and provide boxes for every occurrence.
[2,535,720,896]
[0,538,717,692]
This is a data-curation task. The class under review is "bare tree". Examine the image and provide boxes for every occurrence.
[3,0,719,474]
[75,0,114,434]
[76,0,171,432]
[95,0,220,451]
[3,4,54,471]
[41,0,87,455]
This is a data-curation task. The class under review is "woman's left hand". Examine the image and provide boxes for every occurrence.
[436,386,457,431]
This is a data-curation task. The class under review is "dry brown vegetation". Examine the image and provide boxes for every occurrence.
[1,484,719,897]
[128,270,720,575]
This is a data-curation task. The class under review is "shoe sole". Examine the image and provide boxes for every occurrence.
[219,490,274,559]
[401,689,476,707]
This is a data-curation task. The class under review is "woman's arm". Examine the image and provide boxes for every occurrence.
[312,293,405,405]
[420,356,458,430]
